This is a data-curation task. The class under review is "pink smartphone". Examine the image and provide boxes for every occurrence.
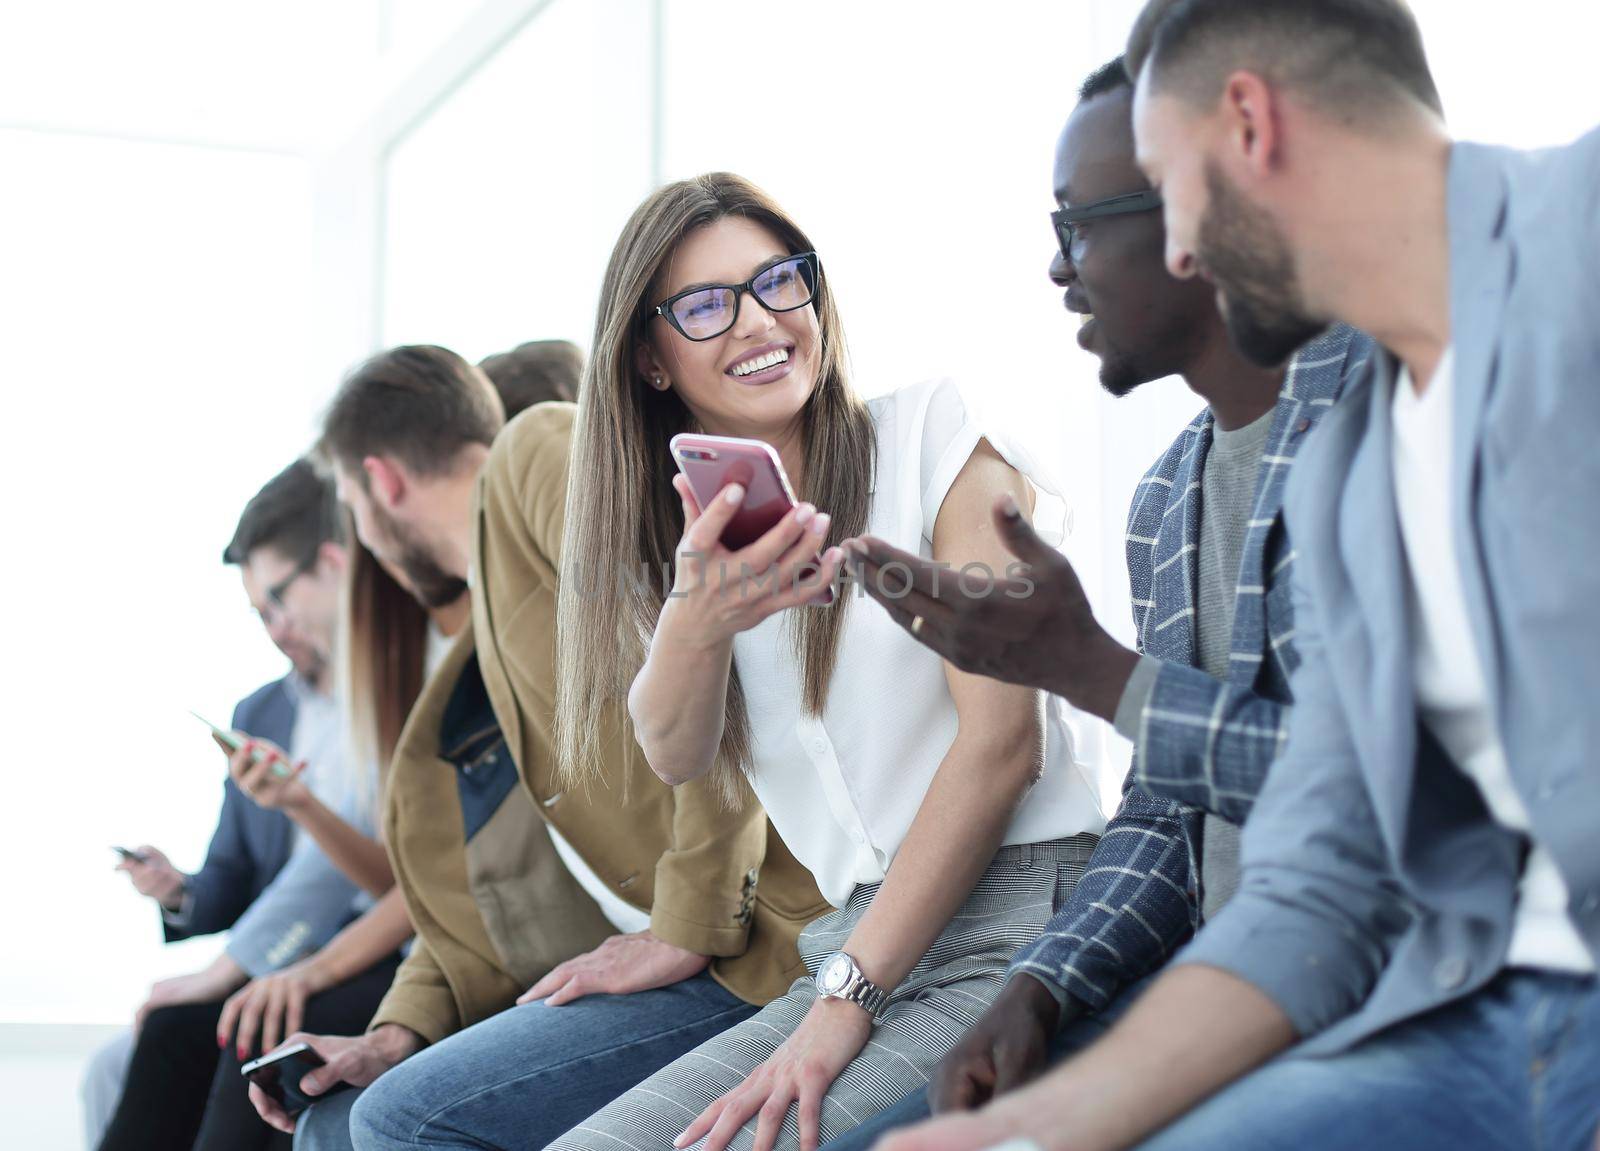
[669,432,835,604]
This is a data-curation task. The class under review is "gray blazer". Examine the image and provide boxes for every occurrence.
[1180,125,1600,1055]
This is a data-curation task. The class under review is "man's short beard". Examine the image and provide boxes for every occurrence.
[290,648,327,686]
[397,542,467,609]
[1199,161,1326,367]
[373,504,466,609]
[1098,351,1146,398]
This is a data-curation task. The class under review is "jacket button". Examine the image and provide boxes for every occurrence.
[1581,892,1600,915]
[1433,956,1469,990]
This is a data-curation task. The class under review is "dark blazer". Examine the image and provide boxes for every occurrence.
[162,677,298,942]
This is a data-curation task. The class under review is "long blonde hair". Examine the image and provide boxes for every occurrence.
[555,173,876,801]
[338,530,430,825]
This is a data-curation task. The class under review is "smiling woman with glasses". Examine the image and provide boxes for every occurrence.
[337,171,1108,1151]
[545,167,1107,1151]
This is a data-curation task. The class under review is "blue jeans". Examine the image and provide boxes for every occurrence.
[330,972,756,1150]
[1133,970,1600,1151]
[816,978,1145,1151]
[298,1086,362,1149]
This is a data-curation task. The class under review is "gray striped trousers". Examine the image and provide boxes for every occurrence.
[549,835,1098,1151]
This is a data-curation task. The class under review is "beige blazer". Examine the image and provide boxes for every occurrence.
[473,402,829,1005]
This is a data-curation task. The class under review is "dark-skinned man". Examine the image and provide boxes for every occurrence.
[820,56,1372,1151]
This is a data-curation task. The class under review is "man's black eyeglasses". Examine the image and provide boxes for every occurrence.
[1050,189,1163,262]
[267,553,319,610]
[649,252,821,342]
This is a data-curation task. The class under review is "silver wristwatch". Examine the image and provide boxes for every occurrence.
[814,951,889,1018]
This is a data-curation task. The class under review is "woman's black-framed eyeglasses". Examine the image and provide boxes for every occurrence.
[1050,189,1163,261]
[648,252,821,342]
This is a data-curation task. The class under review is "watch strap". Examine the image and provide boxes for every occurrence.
[844,977,889,1018]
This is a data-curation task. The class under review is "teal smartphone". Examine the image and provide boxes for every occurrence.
[190,711,287,774]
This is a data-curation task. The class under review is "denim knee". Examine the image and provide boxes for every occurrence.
[348,1065,422,1149]
[293,1087,363,1151]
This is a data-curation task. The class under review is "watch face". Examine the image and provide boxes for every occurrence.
[819,953,852,994]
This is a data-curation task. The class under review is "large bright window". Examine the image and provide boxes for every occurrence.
[0,129,317,1024]
[381,0,656,358]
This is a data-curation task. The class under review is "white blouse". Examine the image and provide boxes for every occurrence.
[732,378,1110,908]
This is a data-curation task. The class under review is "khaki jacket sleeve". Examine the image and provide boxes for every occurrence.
[648,772,767,956]
[368,939,459,1046]
[489,403,769,958]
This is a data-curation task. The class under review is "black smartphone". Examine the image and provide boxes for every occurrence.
[240,1042,350,1114]
[111,846,149,864]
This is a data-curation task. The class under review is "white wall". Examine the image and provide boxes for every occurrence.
[0,2,377,1028]
[0,124,323,1026]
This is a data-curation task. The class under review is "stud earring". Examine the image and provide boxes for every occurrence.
[651,373,667,390]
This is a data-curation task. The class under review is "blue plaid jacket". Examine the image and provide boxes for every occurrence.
[1011,325,1374,1011]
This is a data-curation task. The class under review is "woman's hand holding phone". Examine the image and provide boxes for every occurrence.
[629,472,846,787]
[229,737,311,812]
[666,474,844,644]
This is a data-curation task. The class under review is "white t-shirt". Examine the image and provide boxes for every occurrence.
[1391,349,1593,973]
[546,827,651,935]
[285,674,377,914]
[286,674,365,833]
[424,622,453,679]
[731,378,1110,908]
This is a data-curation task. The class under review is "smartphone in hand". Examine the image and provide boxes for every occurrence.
[240,1042,351,1115]
[111,846,149,864]
[190,712,279,770]
[670,433,836,604]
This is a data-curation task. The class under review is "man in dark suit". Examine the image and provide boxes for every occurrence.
[82,459,339,1148]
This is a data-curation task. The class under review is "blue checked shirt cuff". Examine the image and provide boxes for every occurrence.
[1112,654,1163,744]
[1132,661,1290,825]
[1007,792,1197,1013]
